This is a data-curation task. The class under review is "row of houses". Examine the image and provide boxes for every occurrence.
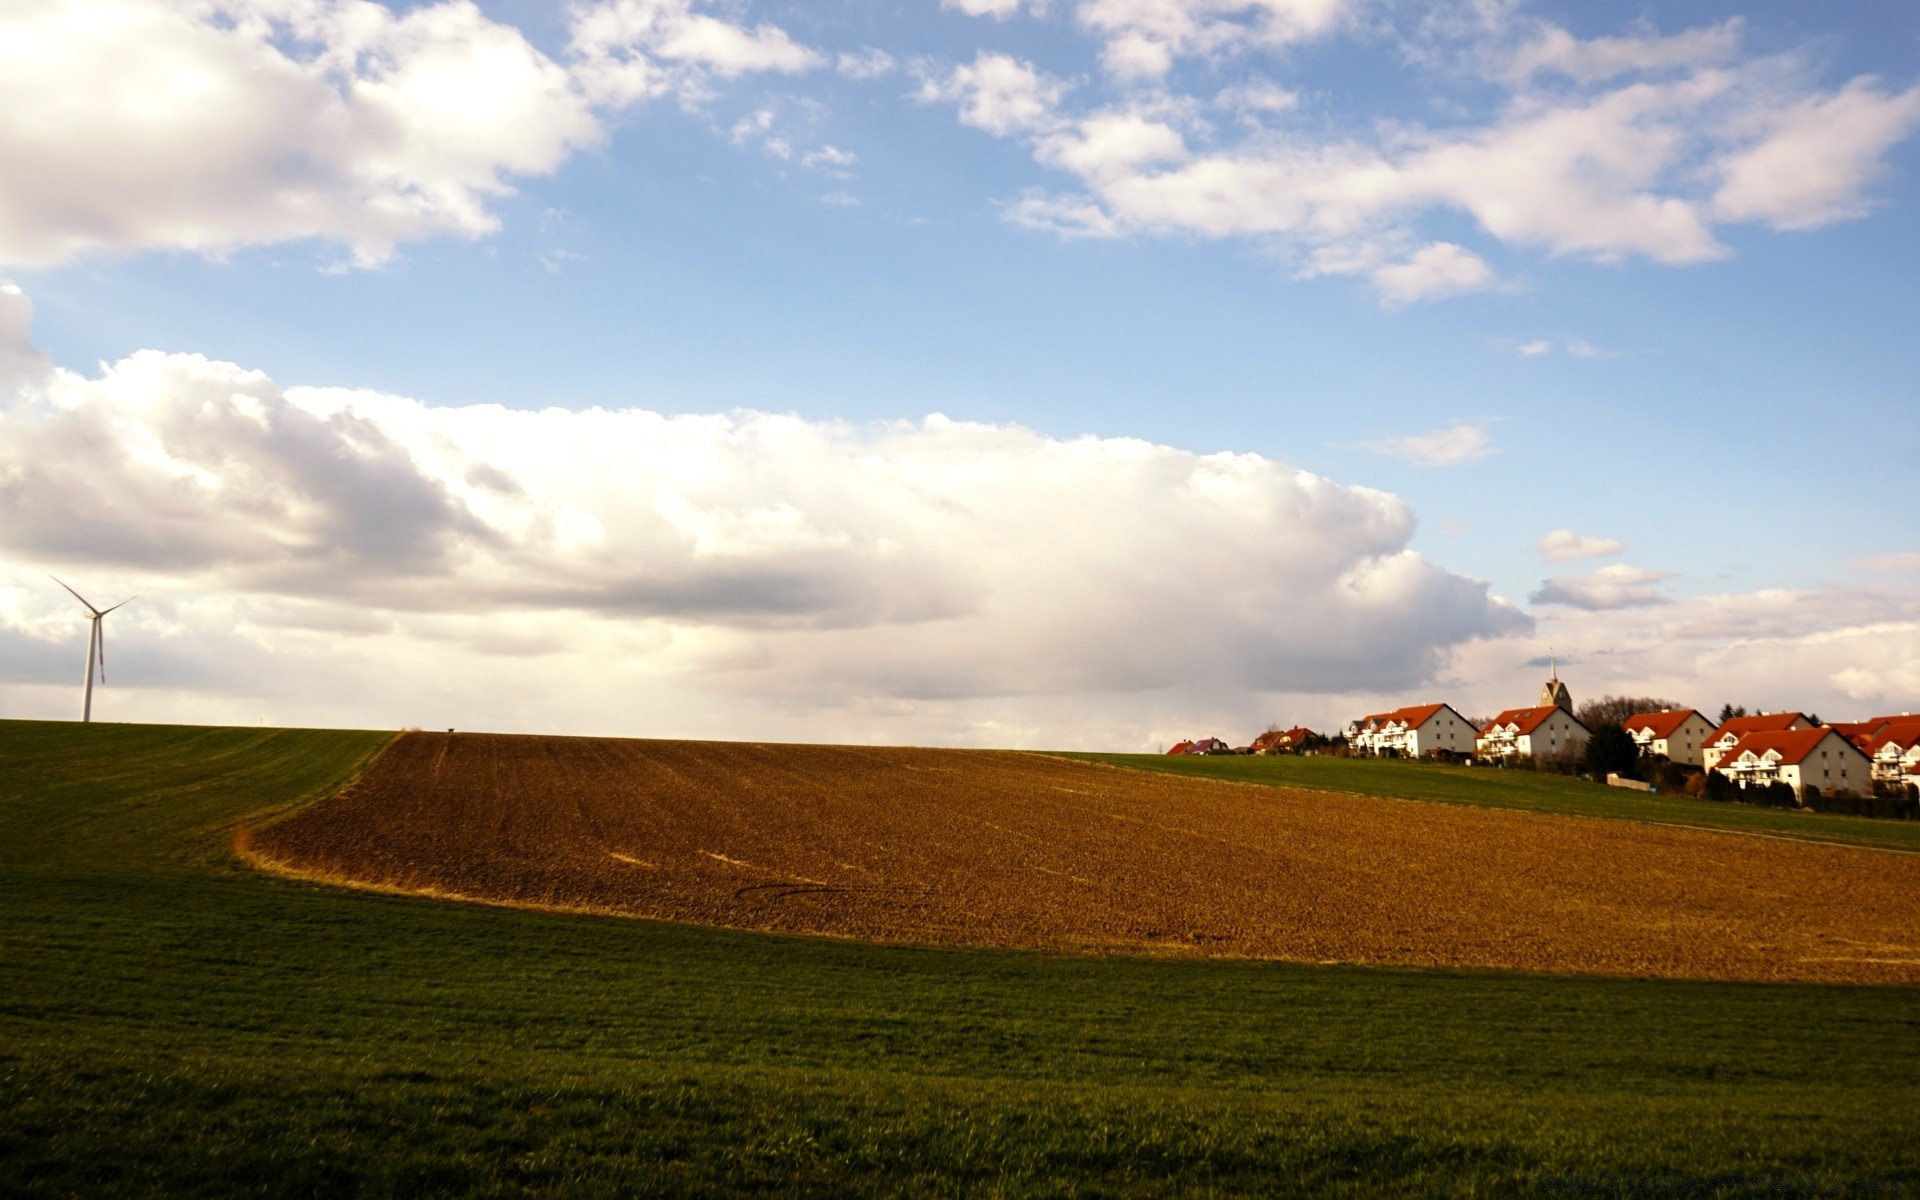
[1342,666,1920,801]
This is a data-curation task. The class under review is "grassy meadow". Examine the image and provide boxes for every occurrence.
[1064,750,1920,853]
[4,718,1919,1196]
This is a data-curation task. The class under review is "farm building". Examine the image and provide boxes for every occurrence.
[1349,704,1477,758]
[1710,728,1872,799]
[1623,709,1717,766]
[1702,713,1816,770]
[1475,706,1590,762]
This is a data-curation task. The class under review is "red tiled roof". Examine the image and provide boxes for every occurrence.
[1868,721,1920,754]
[1482,705,1579,736]
[1719,728,1856,767]
[1166,741,1193,755]
[1388,702,1450,727]
[1710,713,1807,740]
[1624,709,1704,739]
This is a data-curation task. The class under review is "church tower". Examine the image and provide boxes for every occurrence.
[1539,659,1572,711]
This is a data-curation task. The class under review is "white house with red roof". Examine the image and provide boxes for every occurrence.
[1475,706,1590,761]
[1702,712,1816,770]
[1710,728,1872,798]
[1349,703,1478,757]
[1623,709,1717,766]
[1864,721,1920,784]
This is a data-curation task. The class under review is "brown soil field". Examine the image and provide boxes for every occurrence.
[245,732,1920,983]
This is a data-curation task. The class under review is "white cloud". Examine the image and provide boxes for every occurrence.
[944,0,1048,18]
[835,48,897,80]
[1537,529,1625,564]
[0,284,49,390]
[0,0,601,268]
[1503,19,1744,86]
[1359,423,1494,467]
[1438,586,1920,734]
[1214,80,1301,117]
[0,0,818,269]
[1516,340,1552,357]
[1855,553,1920,573]
[1076,0,1363,80]
[923,11,1920,303]
[1712,78,1920,230]
[918,53,1069,138]
[1369,242,1497,306]
[0,288,1525,743]
[1530,564,1673,610]
[803,145,859,171]
[568,0,819,107]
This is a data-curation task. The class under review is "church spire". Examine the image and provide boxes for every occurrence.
[1540,657,1572,711]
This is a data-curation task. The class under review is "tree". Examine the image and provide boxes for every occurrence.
[1576,695,1685,728]
[1582,722,1640,780]
[1717,703,1749,723]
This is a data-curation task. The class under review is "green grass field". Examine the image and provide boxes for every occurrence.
[4,719,1919,1197]
[1060,751,1920,853]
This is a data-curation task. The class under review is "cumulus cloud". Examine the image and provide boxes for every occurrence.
[0,0,815,269]
[1537,529,1625,564]
[1359,423,1494,467]
[568,0,819,107]
[0,288,1525,739]
[1369,242,1498,306]
[0,285,48,390]
[1530,564,1674,610]
[918,53,1069,137]
[921,10,1920,302]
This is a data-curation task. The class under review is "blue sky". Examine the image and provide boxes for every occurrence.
[2,0,1917,744]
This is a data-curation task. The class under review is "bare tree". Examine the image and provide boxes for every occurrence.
[1576,695,1686,728]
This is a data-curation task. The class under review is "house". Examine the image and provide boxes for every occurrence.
[1623,709,1717,766]
[1183,737,1233,755]
[1475,706,1590,761]
[1702,713,1816,770]
[1864,721,1920,784]
[1251,726,1317,754]
[1349,703,1478,758]
[1710,728,1872,799]
[1165,740,1194,756]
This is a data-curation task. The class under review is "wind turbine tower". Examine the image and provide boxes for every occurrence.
[51,577,139,724]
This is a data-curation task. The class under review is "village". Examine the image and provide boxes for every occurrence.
[1168,665,1920,817]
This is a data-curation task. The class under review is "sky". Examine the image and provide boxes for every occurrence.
[1,0,1917,748]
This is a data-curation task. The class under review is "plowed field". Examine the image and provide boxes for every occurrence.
[247,732,1920,983]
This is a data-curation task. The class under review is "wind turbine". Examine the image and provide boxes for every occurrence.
[51,577,140,724]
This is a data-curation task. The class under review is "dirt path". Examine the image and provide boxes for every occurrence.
[246,732,1920,983]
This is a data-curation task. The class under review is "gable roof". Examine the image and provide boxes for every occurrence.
[1710,713,1808,741]
[1868,720,1920,754]
[1388,702,1453,727]
[1482,705,1581,736]
[1720,728,1860,767]
[1625,709,1706,739]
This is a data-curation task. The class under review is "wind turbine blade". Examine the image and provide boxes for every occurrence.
[49,575,101,615]
[98,591,143,616]
[97,622,106,686]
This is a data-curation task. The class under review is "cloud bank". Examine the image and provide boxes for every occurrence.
[0,286,1525,743]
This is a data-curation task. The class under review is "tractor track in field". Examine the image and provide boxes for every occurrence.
[243,731,1920,983]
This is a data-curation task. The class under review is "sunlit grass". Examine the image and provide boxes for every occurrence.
[3,719,1918,1196]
